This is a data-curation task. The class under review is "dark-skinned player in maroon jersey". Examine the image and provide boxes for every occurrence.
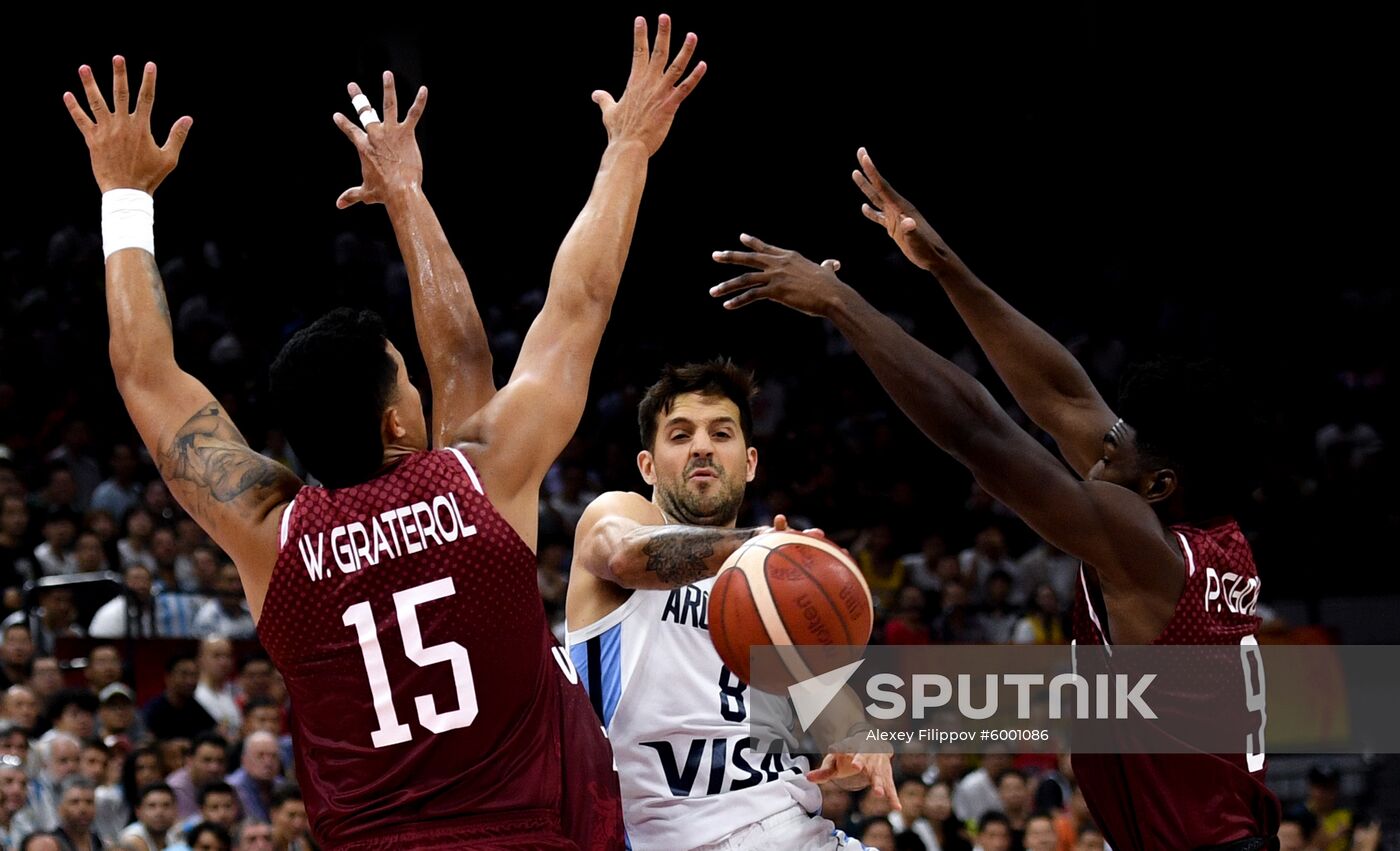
[63,15,704,849]
[709,149,1282,851]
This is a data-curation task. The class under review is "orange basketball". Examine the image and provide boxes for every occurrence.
[710,531,873,693]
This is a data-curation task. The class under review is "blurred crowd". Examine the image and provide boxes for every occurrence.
[0,210,1393,848]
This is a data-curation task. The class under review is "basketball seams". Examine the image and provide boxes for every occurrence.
[764,546,854,646]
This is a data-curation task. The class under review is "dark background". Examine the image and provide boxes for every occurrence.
[7,5,1391,594]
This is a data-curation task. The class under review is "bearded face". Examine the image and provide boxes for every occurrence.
[641,392,756,526]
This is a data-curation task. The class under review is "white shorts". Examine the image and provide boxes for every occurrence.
[692,804,870,851]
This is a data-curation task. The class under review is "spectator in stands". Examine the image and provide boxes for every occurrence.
[0,496,35,613]
[959,524,1021,605]
[72,533,108,574]
[972,812,1012,851]
[2,753,39,847]
[2,687,39,733]
[1294,764,1351,851]
[0,626,32,691]
[119,749,162,823]
[191,569,253,642]
[954,753,1012,825]
[166,735,228,823]
[1023,811,1056,851]
[1276,811,1317,851]
[266,785,307,851]
[995,769,1031,840]
[912,778,971,851]
[192,640,239,742]
[177,783,237,837]
[40,691,97,744]
[96,684,140,743]
[977,571,1019,644]
[1012,584,1067,645]
[236,701,290,774]
[149,529,185,595]
[855,524,904,615]
[820,785,853,836]
[78,740,122,846]
[27,659,64,708]
[52,777,102,851]
[32,510,78,578]
[225,733,279,824]
[1016,540,1076,615]
[896,533,947,594]
[234,661,274,713]
[232,822,271,851]
[89,447,142,525]
[119,782,180,850]
[932,582,987,644]
[884,586,932,645]
[179,822,232,851]
[30,734,81,831]
[856,816,894,851]
[143,656,216,742]
[83,647,122,695]
[117,511,157,574]
[1074,824,1105,850]
[27,589,85,656]
[888,778,926,835]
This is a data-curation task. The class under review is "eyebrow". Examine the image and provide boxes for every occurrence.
[663,416,737,430]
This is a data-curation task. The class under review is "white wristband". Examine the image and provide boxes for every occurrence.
[101,188,155,260]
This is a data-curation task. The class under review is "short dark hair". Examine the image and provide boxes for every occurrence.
[192,732,229,756]
[197,781,236,807]
[186,822,232,849]
[1118,357,1253,520]
[637,359,757,450]
[45,689,98,724]
[979,811,1011,831]
[136,781,175,807]
[269,308,399,488]
[270,782,302,812]
[165,652,197,674]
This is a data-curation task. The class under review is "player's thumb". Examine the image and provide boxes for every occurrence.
[336,186,365,209]
[162,115,193,155]
[591,90,616,113]
[821,259,842,272]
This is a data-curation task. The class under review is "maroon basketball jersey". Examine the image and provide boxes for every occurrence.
[258,448,621,849]
[1071,518,1281,850]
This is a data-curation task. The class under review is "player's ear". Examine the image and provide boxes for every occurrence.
[1142,467,1177,504]
[382,406,407,442]
[745,446,758,483]
[637,449,657,486]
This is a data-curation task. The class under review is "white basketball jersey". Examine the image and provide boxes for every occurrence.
[567,576,822,850]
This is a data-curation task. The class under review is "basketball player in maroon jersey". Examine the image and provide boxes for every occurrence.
[710,150,1282,850]
[64,15,703,848]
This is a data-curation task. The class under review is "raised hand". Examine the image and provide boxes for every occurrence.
[852,147,958,273]
[63,57,192,194]
[592,14,706,155]
[710,234,846,317]
[332,71,429,208]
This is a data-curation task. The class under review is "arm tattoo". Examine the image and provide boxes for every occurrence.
[642,527,756,586]
[159,404,297,521]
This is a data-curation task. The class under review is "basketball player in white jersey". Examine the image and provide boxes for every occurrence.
[566,360,897,850]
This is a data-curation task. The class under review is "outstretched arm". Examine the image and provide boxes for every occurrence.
[64,58,299,618]
[464,15,707,545]
[332,74,496,445]
[710,239,1176,588]
[571,492,776,590]
[850,149,1117,477]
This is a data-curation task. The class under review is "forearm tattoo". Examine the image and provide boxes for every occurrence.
[642,527,757,586]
